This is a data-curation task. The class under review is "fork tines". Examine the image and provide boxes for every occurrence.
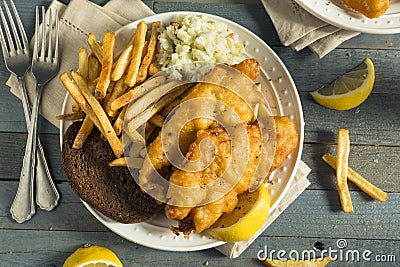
[33,6,59,64]
[0,0,29,58]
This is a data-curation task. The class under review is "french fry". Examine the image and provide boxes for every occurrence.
[126,84,190,132]
[73,117,95,149]
[148,63,161,76]
[71,70,123,158]
[88,55,101,82]
[125,21,148,87]
[87,33,103,62]
[145,122,157,141]
[110,75,166,111]
[56,111,85,121]
[125,80,183,121]
[113,105,127,136]
[72,103,81,112]
[60,73,104,134]
[109,157,144,168]
[322,153,388,202]
[111,44,133,81]
[263,256,331,267]
[105,76,128,117]
[136,21,161,84]
[149,114,165,128]
[78,47,89,80]
[336,129,353,213]
[95,31,115,99]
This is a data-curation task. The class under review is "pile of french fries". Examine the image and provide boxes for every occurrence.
[323,129,388,213]
[58,20,197,166]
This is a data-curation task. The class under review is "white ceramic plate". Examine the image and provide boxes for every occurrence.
[60,11,304,251]
[294,0,400,34]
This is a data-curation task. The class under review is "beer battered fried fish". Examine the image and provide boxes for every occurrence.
[342,0,390,18]
[167,116,299,236]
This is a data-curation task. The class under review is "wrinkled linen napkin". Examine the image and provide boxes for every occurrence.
[262,0,360,58]
[6,0,311,257]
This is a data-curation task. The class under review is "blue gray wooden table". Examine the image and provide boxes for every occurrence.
[0,0,399,266]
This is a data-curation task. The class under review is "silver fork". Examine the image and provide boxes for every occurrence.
[0,0,59,223]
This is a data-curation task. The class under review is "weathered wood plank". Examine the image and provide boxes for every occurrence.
[0,132,66,181]
[301,92,400,146]
[0,229,398,266]
[276,48,400,95]
[1,181,398,241]
[302,144,399,193]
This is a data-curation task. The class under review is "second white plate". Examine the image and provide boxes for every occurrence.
[295,0,400,34]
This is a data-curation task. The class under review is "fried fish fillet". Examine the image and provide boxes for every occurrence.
[138,59,261,190]
[342,0,389,18]
[167,116,299,236]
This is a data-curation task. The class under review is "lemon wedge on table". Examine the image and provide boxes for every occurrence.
[206,183,270,242]
[63,244,123,267]
[310,58,375,110]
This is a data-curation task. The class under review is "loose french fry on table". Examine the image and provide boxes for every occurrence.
[125,21,148,87]
[111,44,133,81]
[136,21,161,84]
[263,256,331,267]
[110,75,166,112]
[73,116,95,149]
[70,70,123,158]
[96,31,115,99]
[336,129,353,213]
[87,33,103,62]
[56,111,85,121]
[322,153,388,202]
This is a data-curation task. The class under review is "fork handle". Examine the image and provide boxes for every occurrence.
[17,77,60,211]
[10,106,36,223]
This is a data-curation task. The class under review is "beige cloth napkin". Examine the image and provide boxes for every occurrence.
[6,0,311,257]
[262,0,360,58]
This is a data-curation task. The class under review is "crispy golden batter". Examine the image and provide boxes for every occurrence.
[342,0,389,18]
[138,59,260,187]
[167,116,299,236]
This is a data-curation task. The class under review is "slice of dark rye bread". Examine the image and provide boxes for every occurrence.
[62,121,163,223]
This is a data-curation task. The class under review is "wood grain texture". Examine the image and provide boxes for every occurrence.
[0,229,398,266]
[0,0,399,266]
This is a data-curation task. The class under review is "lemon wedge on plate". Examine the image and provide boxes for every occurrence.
[310,58,375,110]
[206,183,270,242]
[63,244,123,267]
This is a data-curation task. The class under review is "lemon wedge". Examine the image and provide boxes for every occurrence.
[206,183,270,242]
[310,58,375,110]
[63,244,123,267]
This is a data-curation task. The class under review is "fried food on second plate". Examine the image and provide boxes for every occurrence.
[342,0,389,18]
[167,116,299,236]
